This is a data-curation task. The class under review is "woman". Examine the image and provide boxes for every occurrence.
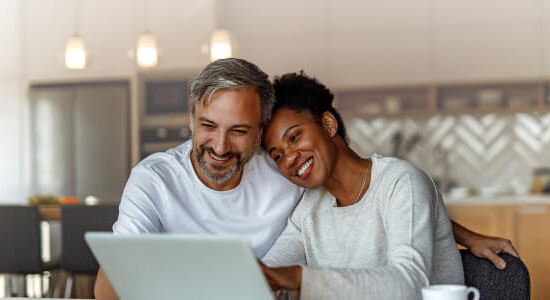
[260,72,464,300]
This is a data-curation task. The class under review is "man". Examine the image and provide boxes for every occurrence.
[95,58,518,299]
[95,58,303,299]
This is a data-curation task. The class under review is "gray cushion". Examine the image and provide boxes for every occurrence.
[460,249,530,300]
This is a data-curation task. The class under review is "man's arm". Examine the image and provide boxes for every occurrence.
[451,220,519,270]
[94,267,119,300]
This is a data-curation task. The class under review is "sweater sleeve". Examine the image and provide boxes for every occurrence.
[300,170,437,300]
[261,202,307,265]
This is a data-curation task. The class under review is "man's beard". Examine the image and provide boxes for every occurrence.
[194,145,253,184]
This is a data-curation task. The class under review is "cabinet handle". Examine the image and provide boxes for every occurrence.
[519,205,548,215]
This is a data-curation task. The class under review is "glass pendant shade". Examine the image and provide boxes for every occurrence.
[137,32,158,68]
[210,29,232,62]
[65,35,87,70]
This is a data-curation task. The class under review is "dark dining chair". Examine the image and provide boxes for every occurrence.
[0,205,60,297]
[460,249,530,300]
[60,204,119,298]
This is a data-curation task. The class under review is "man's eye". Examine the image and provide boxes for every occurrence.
[272,153,282,162]
[201,123,215,128]
[232,129,248,135]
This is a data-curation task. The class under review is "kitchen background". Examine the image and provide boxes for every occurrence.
[2,0,550,298]
[3,0,550,202]
[347,112,550,195]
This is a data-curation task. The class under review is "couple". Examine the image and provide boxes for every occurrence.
[95,58,518,300]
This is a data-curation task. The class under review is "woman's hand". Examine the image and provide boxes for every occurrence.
[451,220,520,270]
[467,234,519,270]
[258,261,302,294]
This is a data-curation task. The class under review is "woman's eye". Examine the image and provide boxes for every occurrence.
[289,132,299,143]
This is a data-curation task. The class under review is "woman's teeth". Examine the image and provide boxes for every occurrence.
[297,158,313,176]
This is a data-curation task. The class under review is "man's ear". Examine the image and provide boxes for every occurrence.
[322,111,338,138]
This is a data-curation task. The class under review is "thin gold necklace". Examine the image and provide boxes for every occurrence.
[352,164,370,205]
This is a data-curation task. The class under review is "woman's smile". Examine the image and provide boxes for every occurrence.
[295,157,314,179]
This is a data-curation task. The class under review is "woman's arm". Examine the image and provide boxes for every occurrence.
[262,168,459,300]
[262,203,307,266]
[451,220,519,269]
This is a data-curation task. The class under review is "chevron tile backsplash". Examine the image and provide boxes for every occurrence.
[346,113,550,195]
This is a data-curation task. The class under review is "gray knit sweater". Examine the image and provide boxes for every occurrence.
[263,155,464,300]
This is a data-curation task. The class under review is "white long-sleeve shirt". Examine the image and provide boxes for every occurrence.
[263,155,464,300]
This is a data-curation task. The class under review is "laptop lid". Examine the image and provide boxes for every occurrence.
[85,232,274,300]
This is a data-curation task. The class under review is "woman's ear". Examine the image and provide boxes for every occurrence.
[322,111,338,138]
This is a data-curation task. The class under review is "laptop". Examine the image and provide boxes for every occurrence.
[85,232,274,300]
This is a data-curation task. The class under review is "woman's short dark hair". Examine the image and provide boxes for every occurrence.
[272,72,348,143]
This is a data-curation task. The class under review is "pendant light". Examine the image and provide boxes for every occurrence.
[209,29,232,62]
[137,32,158,67]
[65,35,87,69]
[136,0,158,68]
[64,0,87,69]
[209,0,233,62]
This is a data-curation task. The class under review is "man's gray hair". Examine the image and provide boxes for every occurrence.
[189,58,274,127]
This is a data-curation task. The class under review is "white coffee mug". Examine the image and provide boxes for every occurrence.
[422,284,480,300]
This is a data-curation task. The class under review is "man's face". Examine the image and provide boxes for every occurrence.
[190,87,262,190]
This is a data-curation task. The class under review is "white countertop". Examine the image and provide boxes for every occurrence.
[443,194,550,206]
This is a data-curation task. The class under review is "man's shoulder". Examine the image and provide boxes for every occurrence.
[130,142,191,184]
[136,141,190,169]
[244,148,303,200]
[246,147,282,176]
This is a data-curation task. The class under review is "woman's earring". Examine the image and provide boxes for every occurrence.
[329,128,336,137]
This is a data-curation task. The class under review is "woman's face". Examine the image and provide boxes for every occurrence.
[263,108,337,189]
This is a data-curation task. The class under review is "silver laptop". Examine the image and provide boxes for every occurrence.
[85,232,274,300]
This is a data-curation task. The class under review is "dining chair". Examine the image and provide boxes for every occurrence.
[0,205,60,297]
[460,249,530,299]
[60,204,119,298]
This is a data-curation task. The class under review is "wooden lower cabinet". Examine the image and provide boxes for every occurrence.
[447,203,550,300]
[517,205,550,300]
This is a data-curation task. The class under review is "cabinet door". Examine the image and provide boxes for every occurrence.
[30,87,75,196]
[74,83,129,202]
[517,205,550,300]
[446,205,517,245]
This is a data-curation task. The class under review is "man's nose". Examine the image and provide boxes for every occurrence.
[212,132,230,155]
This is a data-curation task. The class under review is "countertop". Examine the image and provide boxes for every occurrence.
[444,194,550,206]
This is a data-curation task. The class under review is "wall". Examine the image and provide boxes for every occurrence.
[229,0,549,86]
[0,0,25,203]
[346,113,550,195]
[22,0,214,81]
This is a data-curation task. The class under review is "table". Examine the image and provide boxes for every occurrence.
[38,205,61,220]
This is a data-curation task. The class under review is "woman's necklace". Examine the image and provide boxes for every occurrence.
[332,161,371,264]
[351,166,370,205]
